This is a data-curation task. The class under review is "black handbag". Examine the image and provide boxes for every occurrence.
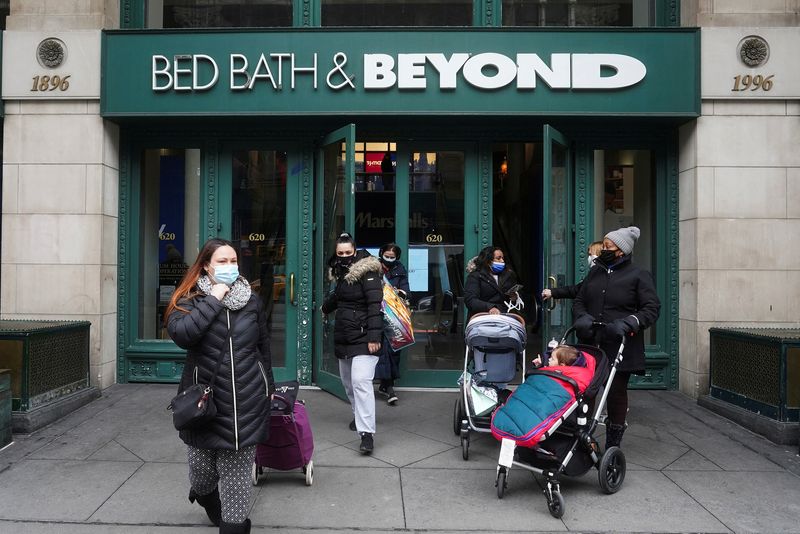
[167,314,233,431]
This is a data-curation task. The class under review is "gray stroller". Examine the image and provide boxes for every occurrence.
[453,312,527,460]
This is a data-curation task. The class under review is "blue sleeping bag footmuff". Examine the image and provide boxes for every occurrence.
[491,374,572,447]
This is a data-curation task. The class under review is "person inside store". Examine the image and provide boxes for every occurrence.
[541,241,603,302]
[572,226,660,451]
[464,245,523,321]
[165,238,274,534]
[321,232,384,454]
[374,242,410,405]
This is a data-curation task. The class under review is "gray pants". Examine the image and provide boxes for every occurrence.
[339,354,379,434]
[187,445,256,524]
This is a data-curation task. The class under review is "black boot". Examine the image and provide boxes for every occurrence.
[220,518,251,533]
[189,487,221,526]
[605,423,626,449]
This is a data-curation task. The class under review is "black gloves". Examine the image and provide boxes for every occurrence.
[606,315,639,340]
[574,314,595,340]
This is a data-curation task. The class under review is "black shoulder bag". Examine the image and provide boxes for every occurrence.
[167,312,235,431]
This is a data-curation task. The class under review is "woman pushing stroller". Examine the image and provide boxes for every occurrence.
[573,226,660,450]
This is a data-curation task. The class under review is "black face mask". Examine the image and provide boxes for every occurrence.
[598,249,619,266]
[335,255,356,269]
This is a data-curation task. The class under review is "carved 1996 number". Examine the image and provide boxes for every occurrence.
[732,74,773,92]
[31,75,71,92]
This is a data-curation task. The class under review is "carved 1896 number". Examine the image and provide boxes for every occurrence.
[31,75,71,92]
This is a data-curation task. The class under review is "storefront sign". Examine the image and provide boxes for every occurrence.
[102,30,699,117]
[2,31,101,99]
[701,28,800,99]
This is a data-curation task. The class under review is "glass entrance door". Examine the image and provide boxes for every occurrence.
[398,145,470,387]
[219,146,297,382]
[313,125,355,399]
[542,125,573,346]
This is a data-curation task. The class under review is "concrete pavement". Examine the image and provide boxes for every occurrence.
[0,384,799,533]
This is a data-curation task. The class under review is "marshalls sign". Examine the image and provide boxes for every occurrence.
[102,29,699,117]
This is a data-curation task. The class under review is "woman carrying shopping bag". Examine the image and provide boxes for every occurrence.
[375,242,411,405]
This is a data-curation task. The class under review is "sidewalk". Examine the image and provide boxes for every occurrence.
[0,384,798,534]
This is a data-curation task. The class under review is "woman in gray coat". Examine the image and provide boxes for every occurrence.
[166,238,274,534]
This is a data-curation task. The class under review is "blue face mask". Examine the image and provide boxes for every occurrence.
[491,261,505,273]
[212,264,239,285]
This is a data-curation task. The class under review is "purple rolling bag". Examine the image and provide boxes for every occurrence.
[252,384,315,486]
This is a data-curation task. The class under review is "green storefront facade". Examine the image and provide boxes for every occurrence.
[103,11,698,395]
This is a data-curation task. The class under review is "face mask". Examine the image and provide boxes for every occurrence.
[381,256,396,264]
[587,255,597,268]
[491,261,505,273]
[336,255,355,269]
[598,249,618,266]
[212,264,239,285]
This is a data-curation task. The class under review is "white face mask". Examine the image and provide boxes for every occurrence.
[587,255,597,268]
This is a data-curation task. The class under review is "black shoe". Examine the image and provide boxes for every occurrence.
[386,388,398,405]
[359,432,374,454]
[377,386,390,399]
[349,419,356,431]
[605,423,626,450]
[189,487,221,526]
[219,518,251,534]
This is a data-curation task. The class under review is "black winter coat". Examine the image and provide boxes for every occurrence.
[382,260,410,294]
[463,257,521,320]
[573,256,660,373]
[322,251,384,359]
[168,291,275,450]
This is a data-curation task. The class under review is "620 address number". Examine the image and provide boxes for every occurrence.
[31,75,71,92]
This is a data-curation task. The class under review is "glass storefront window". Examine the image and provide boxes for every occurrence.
[322,0,472,27]
[138,148,201,340]
[230,150,287,368]
[147,0,292,28]
[594,148,657,343]
[405,151,465,371]
[503,0,652,27]
[351,142,396,250]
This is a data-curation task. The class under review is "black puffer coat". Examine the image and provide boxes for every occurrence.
[463,257,521,320]
[573,255,660,373]
[322,251,384,359]
[168,292,274,450]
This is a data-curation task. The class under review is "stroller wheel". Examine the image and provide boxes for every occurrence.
[598,446,626,494]
[453,398,464,436]
[496,467,507,499]
[251,463,261,486]
[461,435,470,461]
[304,460,314,486]
[547,491,565,518]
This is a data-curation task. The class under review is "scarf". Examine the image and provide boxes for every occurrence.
[196,275,252,311]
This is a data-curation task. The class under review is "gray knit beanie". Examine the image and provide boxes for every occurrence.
[605,226,640,255]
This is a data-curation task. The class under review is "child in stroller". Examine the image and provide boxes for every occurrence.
[489,326,627,518]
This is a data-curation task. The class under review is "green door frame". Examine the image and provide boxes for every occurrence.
[541,125,574,349]
[313,124,356,399]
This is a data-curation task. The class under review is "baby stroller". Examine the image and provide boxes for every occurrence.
[252,381,315,487]
[490,324,626,518]
[453,312,527,460]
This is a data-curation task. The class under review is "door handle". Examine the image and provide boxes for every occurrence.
[290,273,296,306]
[547,275,557,311]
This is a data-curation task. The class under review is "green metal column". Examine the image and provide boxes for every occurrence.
[294,144,316,384]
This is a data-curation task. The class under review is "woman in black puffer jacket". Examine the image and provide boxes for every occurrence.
[573,227,660,451]
[166,238,274,534]
[321,233,384,455]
